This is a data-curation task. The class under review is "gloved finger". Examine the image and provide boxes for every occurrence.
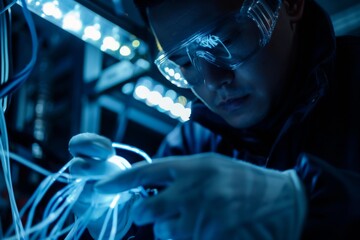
[131,174,200,227]
[94,161,177,194]
[94,153,227,194]
[131,190,180,225]
[153,216,192,240]
[194,204,238,240]
[69,155,131,180]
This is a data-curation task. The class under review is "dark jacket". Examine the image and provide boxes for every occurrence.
[151,1,360,239]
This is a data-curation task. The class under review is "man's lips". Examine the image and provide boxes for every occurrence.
[217,95,251,111]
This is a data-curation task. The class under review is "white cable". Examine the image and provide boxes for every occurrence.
[98,194,121,240]
[112,142,152,164]
[0,1,9,110]
[4,160,80,239]
[9,151,71,183]
[0,0,38,98]
[64,202,94,240]
[0,0,17,15]
[110,197,119,240]
[0,101,25,238]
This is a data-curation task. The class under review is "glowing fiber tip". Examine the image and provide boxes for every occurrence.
[110,194,121,209]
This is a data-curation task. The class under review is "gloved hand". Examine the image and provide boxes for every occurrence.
[68,133,142,239]
[94,153,308,240]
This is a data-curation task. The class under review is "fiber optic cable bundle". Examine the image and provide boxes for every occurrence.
[2,1,149,239]
[1,0,39,239]
[2,1,151,239]
[0,0,38,100]
[1,132,152,240]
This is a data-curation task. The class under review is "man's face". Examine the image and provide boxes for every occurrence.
[148,0,297,128]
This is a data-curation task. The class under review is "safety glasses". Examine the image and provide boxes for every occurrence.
[154,0,282,88]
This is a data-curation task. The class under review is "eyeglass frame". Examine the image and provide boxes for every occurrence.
[154,0,282,88]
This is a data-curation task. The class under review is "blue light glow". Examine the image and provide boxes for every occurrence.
[22,0,149,61]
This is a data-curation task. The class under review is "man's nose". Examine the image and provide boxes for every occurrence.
[198,58,234,90]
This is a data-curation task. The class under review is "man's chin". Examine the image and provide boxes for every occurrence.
[223,113,264,129]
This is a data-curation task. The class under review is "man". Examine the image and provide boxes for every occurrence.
[73,0,360,239]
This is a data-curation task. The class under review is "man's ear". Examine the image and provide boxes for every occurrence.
[283,0,305,21]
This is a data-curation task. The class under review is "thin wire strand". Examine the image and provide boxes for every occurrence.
[0,8,9,110]
[2,139,151,239]
[9,151,71,183]
[112,142,152,164]
[0,0,38,98]
[0,0,17,15]
[0,96,25,239]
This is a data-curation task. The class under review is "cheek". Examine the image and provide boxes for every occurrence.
[247,6,294,93]
[237,52,282,101]
[191,87,219,111]
[248,61,286,111]
[245,29,294,101]
[191,87,212,103]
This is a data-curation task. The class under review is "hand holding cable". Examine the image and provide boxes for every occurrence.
[95,153,308,240]
[68,133,149,240]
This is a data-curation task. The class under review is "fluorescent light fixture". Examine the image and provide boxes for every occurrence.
[130,76,192,122]
[21,0,149,61]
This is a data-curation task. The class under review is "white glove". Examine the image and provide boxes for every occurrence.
[68,133,141,239]
[94,153,308,240]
